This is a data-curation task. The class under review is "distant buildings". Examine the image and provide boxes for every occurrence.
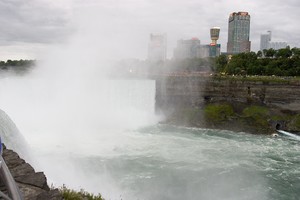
[260,31,287,51]
[260,31,271,51]
[173,27,221,59]
[147,34,167,62]
[227,12,251,54]
[173,38,201,59]
[209,27,221,57]
[269,42,288,50]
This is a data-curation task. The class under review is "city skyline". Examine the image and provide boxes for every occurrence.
[0,0,299,60]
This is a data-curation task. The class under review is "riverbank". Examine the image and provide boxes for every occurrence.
[155,75,300,134]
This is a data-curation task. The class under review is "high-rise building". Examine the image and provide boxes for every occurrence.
[260,31,288,51]
[260,31,271,51]
[227,12,251,54]
[173,38,201,59]
[148,34,167,62]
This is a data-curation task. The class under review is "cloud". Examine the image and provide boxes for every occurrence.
[0,0,72,45]
[0,0,300,59]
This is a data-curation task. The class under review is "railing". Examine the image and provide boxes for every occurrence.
[0,140,24,200]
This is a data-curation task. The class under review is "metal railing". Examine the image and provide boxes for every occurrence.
[0,140,24,200]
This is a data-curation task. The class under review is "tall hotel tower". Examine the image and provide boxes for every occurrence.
[227,12,251,54]
[148,34,167,62]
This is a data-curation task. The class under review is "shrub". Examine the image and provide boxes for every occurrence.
[204,104,234,122]
[242,106,269,118]
[59,185,105,200]
[242,106,269,128]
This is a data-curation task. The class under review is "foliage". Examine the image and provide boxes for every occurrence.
[243,106,269,117]
[216,47,300,76]
[215,54,228,72]
[204,104,234,122]
[242,106,270,128]
[287,114,300,131]
[59,185,105,200]
[0,59,35,74]
[0,59,35,67]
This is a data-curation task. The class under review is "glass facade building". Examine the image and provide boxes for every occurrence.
[227,12,251,54]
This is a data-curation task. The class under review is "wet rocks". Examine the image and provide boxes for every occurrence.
[1,145,63,200]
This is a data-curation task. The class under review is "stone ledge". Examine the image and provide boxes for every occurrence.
[1,145,63,200]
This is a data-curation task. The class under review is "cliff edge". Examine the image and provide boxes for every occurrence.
[0,145,63,200]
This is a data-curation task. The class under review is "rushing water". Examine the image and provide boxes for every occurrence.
[0,76,299,200]
[23,124,299,200]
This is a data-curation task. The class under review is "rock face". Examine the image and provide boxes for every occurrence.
[1,145,63,200]
[155,76,300,133]
[156,76,300,112]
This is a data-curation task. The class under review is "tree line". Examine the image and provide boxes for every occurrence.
[216,47,300,76]
[0,59,35,68]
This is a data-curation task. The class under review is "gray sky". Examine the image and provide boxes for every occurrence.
[0,0,299,60]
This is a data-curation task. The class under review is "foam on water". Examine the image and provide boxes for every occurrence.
[277,130,300,141]
[31,124,300,200]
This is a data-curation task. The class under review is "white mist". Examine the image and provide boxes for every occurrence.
[0,4,161,198]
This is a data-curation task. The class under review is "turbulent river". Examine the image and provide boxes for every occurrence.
[0,76,299,200]
[29,124,299,200]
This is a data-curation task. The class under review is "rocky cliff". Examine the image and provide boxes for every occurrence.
[0,145,63,200]
[155,76,300,133]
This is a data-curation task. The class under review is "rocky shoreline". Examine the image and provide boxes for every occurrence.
[156,76,300,134]
[1,145,63,200]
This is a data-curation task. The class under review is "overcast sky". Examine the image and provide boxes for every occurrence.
[0,0,299,60]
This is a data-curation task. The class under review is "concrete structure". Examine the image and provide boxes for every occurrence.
[227,12,251,54]
[210,27,220,45]
[209,27,221,57]
[148,34,167,62]
[260,31,288,51]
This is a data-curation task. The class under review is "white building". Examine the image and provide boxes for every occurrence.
[260,31,288,51]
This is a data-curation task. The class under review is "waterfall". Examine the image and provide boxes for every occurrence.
[0,109,31,162]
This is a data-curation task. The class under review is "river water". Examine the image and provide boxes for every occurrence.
[0,77,299,200]
[26,124,299,200]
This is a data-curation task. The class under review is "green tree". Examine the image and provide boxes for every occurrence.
[265,48,276,58]
[275,46,292,58]
[257,50,263,58]
[215,54,228,73]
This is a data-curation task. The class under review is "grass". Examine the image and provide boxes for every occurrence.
[204,104,234,122]
[241,106,270,129]
[59,185,105,200]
